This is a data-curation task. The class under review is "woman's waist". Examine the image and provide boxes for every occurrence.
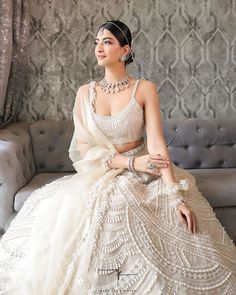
[119,140,147,157]
[113,138,145,154]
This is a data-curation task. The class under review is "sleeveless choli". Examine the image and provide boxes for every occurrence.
[88,79,145,145]
[0,81,236,294]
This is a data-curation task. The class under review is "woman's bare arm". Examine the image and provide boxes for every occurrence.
[142,80,177,186]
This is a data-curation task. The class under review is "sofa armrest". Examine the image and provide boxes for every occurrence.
[0,122,36,234]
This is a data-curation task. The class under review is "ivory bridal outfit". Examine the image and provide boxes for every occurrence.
[0,79,236,295]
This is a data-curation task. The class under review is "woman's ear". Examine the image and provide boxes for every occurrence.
[123,45,130,55]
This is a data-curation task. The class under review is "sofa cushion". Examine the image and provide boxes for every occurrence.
[14,172,74,211]
[190,168,236,207]
[29,120,75,173]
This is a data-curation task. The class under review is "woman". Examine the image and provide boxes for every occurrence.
[0,20,236,294]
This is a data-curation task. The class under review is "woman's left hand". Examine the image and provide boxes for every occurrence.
[176,203,198,234]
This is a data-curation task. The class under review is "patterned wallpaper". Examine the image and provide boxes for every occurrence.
[15,0,236,122]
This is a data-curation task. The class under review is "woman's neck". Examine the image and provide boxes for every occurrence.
[104,65,128,82]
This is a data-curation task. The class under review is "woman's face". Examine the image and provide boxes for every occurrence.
[94,27,129,67]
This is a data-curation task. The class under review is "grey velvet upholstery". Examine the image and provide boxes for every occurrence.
[163,119,236,168]
[0,118,235,242]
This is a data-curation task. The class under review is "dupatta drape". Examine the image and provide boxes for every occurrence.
[3,83,126,294]
[68,83,123,177]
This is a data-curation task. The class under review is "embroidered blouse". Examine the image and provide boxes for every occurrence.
[88,79,145,145]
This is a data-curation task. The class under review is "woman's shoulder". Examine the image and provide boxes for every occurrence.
[138,79,158,102]
[75,81,95,99]
[138,78,157,89]
[77,82,92,93]
[74,83,93,106]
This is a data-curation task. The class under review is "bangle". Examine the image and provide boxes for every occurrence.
[127,156,136,171]
[101,152,116,171]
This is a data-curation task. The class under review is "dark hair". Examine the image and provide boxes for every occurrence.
[96,20,135,66]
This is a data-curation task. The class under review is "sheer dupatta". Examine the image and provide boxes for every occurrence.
[69,83,123,178]
[3,84,125,295]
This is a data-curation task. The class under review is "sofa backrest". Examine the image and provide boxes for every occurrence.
[163,118,236,169]
[29,118,236,172]
[29,120,74,173]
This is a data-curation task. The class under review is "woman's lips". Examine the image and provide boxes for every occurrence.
[97,56,106,59]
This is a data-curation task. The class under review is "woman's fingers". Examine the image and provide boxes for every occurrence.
[146,168,162,176]
[176,210,188,228]
[148,155,170,168]
[183,208,198,234]
[150,154,169,162]
[175,201,198,235]
[192,212,198,234]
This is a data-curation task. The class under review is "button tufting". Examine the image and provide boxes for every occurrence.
[219,160,224,166]
[196,160,202,166]
[39,130,45,135]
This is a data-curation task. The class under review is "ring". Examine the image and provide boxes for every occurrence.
[147,162,157,169]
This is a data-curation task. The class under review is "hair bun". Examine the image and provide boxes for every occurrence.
[125,49,135,66]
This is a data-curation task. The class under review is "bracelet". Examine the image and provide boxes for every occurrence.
[101,152,116,171]
[127,156,136,171]
[162,179,190,196]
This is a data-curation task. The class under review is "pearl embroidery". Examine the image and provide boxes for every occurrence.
[0,147,236,293]
[88,80,145,145]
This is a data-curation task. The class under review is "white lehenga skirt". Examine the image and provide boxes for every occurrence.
[0,142,236,295]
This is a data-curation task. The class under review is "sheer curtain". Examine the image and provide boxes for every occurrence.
[0,0,30,128]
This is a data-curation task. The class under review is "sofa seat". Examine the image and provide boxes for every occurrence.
[190,168,236,207]
[14,172,74,212]
[13,168,236,212]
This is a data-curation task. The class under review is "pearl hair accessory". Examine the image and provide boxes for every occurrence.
[105,21,135,61]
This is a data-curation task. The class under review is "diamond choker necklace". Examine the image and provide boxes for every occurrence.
[98,74,129,93]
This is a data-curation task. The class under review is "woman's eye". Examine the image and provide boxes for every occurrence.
[94,40,111,46]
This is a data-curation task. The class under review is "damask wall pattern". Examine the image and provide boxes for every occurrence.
[15,0,236,121]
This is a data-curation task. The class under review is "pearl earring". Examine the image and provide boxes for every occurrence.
[120,55,126,62]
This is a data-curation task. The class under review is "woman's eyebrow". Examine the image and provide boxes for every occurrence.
[95,37,114,41]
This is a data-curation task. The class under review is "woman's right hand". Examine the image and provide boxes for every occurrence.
[133,154,170,175]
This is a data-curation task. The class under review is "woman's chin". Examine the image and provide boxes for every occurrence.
[97,60,110,67]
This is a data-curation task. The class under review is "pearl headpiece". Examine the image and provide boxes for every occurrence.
[105,21,135,60]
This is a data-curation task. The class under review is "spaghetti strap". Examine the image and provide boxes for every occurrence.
[131,79,140,99]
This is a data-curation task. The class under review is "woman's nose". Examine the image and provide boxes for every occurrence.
[97,43,104,51]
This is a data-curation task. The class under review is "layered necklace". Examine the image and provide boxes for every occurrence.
[98,74,130,93]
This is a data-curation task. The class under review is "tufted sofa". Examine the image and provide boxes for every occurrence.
[0,118,236,242]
